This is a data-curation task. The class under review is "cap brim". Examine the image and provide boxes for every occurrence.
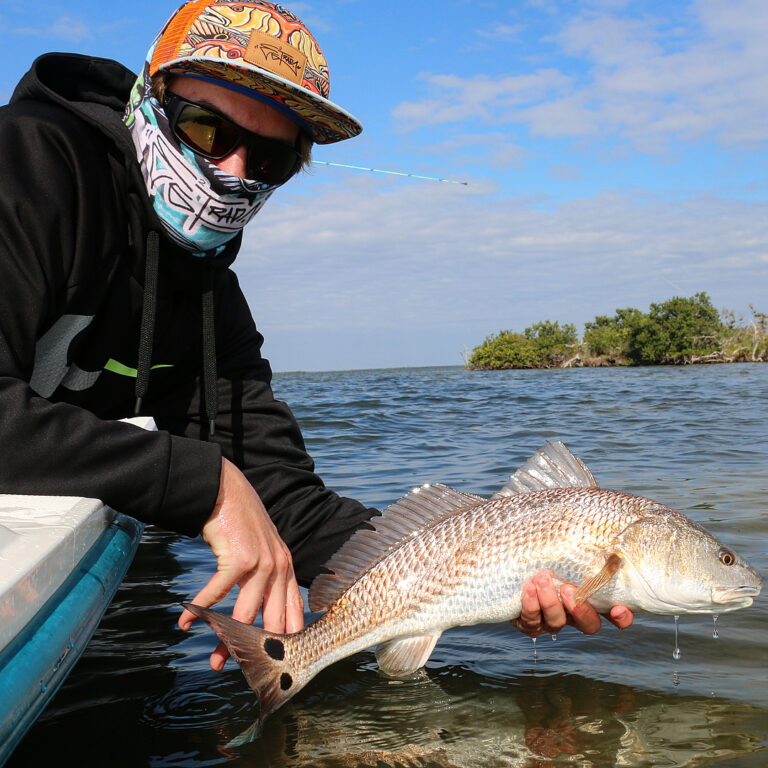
[158,57,363,145]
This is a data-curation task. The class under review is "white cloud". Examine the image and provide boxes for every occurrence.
[393,0,768,152]
[524,0,560,14]
[393,69,572,127]
[549,164,582,180]
[284,4,332,33]
[236,176,768,343]
[424,132,527,169]
[476,23,525,41]
[14,15,94,44]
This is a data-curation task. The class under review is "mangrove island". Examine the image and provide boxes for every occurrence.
[467,293,768,370]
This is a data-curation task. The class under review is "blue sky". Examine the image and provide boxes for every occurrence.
[2,0,766,371]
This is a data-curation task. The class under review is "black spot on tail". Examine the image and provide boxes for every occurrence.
[264,638,285,661]
[280,673,293,690]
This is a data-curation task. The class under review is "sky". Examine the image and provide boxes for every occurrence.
[1,0,767,371]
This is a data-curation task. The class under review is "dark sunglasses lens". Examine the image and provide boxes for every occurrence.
[174,104,240,158]
[245,137,300,185]
[169,96,301,184]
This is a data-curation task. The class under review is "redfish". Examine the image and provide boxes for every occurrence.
[186,442,762,726]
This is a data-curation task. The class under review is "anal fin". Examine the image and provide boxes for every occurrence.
[375,633,441,677]
[573,554,622,604]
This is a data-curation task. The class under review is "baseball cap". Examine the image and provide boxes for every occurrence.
[149,0,362,144]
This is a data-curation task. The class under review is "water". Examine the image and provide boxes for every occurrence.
[9,364,768,767]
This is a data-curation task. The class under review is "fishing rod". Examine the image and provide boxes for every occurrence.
[313,160,469,186]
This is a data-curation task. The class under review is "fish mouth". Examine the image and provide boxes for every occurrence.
[711,585,761,606]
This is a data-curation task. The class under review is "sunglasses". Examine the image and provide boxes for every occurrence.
[163,92,302,186]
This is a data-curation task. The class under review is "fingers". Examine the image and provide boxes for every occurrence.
[606,604,634,629]
[285,570,305,634]
[514,571,567,637]
[203,559,304,671]
[260,544,305,634]
[231,564,273,626]
[253,550,288,634]
[179,571,242,671]
[179,460,306,671]
[514,572,633,638]
[235,541,303,634]
[534,572,567,630]
[209,641,230,672]
[178,569,238,631]
[512,581,541,636]
[560,584,602,635]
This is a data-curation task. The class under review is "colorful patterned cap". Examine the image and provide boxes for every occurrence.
[149,0,362,144]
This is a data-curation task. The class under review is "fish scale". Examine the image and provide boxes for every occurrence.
[184,441,762,728]
[245,490,664,691]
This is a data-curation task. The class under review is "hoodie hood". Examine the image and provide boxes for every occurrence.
[11,52,241,274]
[13,53,141,175]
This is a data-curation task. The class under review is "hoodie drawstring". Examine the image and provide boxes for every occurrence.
[134,231,159,415]
[201,270,218,437]
[134,231,218,438]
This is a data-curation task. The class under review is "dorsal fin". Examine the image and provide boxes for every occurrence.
[308,484,485,612]
[494,440,598,497]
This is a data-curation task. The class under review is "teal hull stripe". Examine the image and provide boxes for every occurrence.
[0,515,144,764]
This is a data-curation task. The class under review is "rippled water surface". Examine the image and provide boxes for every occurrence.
[9,364,768,767]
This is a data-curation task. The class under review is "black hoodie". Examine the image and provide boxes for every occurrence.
[0,53,374,584]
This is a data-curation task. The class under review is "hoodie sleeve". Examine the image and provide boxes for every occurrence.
[151,268,378,585]
[0,99,223,537]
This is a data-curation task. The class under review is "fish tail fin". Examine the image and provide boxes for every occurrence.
[184,603,301,724]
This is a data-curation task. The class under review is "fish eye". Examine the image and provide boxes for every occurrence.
[719,549,735,566]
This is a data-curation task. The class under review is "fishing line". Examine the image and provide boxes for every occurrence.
[312,160,469,185]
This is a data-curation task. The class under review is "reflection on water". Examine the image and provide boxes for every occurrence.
[206,669,767,768]
[8,364,768,767]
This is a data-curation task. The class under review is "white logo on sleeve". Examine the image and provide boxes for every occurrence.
[29,314,102,398]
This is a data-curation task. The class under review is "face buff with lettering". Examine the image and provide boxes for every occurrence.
[123,39,283,258]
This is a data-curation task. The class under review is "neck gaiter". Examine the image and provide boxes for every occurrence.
[123,39,283,258]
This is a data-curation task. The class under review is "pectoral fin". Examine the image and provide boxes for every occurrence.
[573,554,622,604]
[375,633,442,677]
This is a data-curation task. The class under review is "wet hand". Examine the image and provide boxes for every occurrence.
[512,571,634,637]
[178,458,305,671]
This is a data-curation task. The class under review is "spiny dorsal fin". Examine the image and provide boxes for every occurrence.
[494,440,598,497]
[308,484,485,612]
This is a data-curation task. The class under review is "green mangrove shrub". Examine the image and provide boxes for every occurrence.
[469,293,766,369]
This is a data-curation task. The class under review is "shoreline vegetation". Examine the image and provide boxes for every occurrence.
[467,293,768,370]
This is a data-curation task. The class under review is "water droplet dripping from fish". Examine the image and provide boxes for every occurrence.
[531,636,538,661]
[712,615,719,639]
[673,615,681,660]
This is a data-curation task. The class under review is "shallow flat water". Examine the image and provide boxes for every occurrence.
[9,364,768,767]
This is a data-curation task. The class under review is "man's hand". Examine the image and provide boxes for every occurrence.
[513,570,633,637]
[178,458,304,671]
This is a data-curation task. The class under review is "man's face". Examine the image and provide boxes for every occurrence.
[168,75,300,179]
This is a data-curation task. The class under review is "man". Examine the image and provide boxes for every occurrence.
[0,0,631,674]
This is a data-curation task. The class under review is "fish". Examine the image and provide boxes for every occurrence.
[185,441,763,728]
